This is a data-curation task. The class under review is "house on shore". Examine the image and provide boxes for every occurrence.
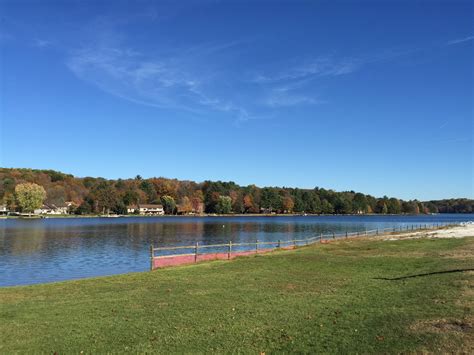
[34,204,69,215]
[127,204,165,215]
[0,205,9,215]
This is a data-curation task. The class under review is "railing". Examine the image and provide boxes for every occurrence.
[150,222,464,270]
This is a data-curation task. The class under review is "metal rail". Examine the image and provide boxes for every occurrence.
[149,222,462,270]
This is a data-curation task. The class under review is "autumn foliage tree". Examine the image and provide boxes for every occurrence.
[1,168,470,216]
[15,183,46,214]
[179,196,193,214]
[243,194,256,213]
[282,196,295,213]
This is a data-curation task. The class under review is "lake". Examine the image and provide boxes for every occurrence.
[1,214,473,287]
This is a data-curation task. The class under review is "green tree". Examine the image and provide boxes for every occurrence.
[123,189,140,206]
[305,191,321,214]
[75,201,92,215]
[374,199,388,214]
[215,196,232,214]
[15,183,46,214]
[202,181,225,213]
[387,198,401,214]
[140,180,158,203]
[112,201,127,215]
[417,201,426,214]
[260,188,282,212]
[291,189,305,212]
[352,193,368,214]
[161,195,176,215]
[402,201,419,214]
[334,196,352,214]
[321,199,334,214]
[3,192,17,211]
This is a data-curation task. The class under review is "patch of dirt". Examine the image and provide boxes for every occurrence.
[433,320,472,333]
[411,318,473,334]
[440,250,474,260]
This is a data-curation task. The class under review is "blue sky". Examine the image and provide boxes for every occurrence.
[0,0,472,200]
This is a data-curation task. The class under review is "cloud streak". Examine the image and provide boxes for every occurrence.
[262,85,325,108]
[67,43,247,117]
[252,56,360,84]
[33,38,52,48]
[447,35,474,45]
[64,13,473,121]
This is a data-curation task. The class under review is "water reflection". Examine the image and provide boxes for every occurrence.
[0,214,472,286]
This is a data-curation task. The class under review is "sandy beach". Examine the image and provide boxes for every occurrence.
[380,222,474,241]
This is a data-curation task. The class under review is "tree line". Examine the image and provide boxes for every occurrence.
[1,168,472,215]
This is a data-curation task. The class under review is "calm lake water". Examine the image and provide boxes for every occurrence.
[1,214,473,287]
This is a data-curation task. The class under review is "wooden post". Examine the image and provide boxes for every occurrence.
[278,239,281,248]
[320,233,322,243]
[228,241,232,260]
[256,239,258,253]
[376,229,378,236]
[150,244,154,271]
[195,242,199,263]
[357,231,359,237]
[293,238,296,248]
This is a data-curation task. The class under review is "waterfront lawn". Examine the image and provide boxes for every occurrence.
[0,237,473,353]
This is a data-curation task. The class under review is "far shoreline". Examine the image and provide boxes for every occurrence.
[1,212,471,220]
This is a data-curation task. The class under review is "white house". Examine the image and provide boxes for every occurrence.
[0,205,8,215]
[34,204,69,215]
[127,204,165,215]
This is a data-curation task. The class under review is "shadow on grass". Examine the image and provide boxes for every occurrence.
[374,268,474,281]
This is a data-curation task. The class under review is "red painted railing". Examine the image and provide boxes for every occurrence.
[150,223,458,270]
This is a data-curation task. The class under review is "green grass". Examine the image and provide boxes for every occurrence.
[1,237,473,353]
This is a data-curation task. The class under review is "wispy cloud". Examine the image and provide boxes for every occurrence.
[67,43,247,116]
[33,38,53,48]
[63,13,474,120]
[439,137,472,144]
[447,35,474,45]
[439,121,449,129]
[252,57,360,84]
[61,13,258,119]
[263,85,325,108]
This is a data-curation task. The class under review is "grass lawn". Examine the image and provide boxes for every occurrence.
[1,237,473,353]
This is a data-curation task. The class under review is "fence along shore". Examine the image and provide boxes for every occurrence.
[150,222,465,270]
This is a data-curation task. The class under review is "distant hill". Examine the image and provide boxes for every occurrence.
[1,167,472,215]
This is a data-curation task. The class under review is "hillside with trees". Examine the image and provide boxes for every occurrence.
[0,168,472,215]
